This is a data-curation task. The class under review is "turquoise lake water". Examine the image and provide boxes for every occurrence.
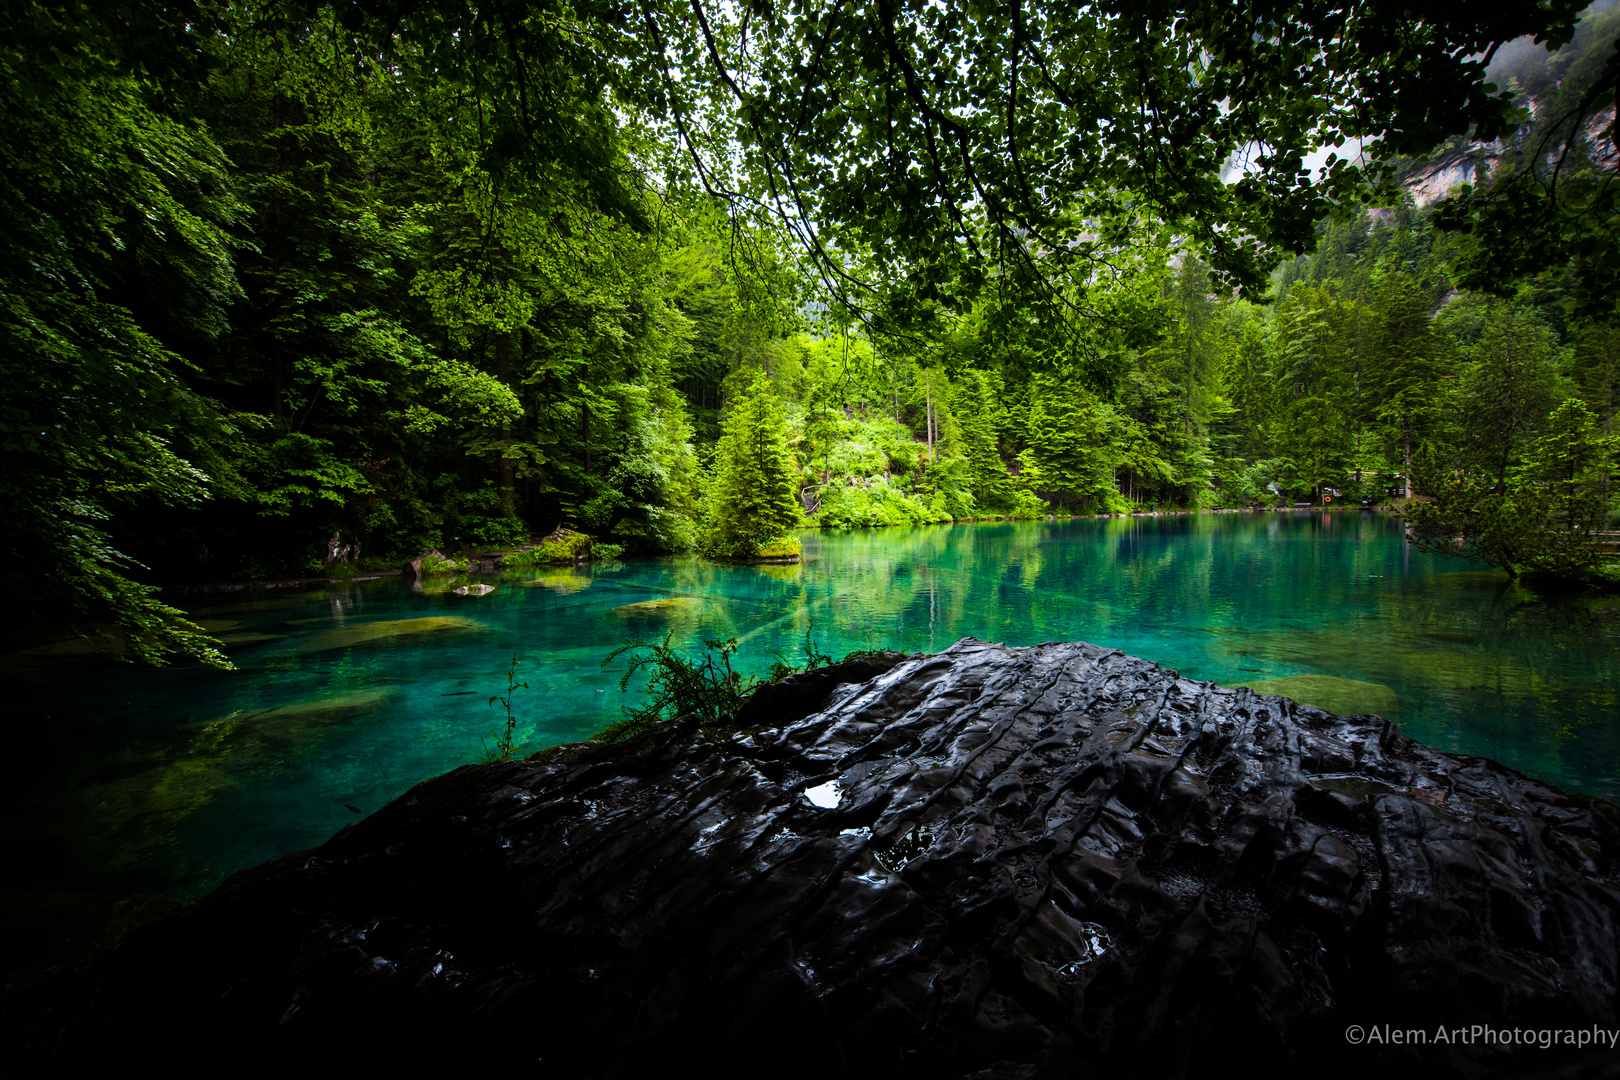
[5,510,1618,904]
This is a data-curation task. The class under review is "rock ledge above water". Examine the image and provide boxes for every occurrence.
[8,638,1618,1076]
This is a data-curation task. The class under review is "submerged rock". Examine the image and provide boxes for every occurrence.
[0,628,130,684]
[7,639,1617,1076]
[192,619,244,633]
[182,593,326,616]
[14,690,402,877]
[180,689,400,753]
[514,568,594,593]
[608,596,702,618]
[299,616,480,651]
[213,631,288,650]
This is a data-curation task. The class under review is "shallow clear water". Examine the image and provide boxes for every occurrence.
[5,511,1617,902]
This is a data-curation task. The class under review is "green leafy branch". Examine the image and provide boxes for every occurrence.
[599,633,753,742]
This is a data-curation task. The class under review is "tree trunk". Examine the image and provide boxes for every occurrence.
[925,370,934,464]
[1404,409,1412,500]
[1185,334,1194,440]
[497,331,514,515]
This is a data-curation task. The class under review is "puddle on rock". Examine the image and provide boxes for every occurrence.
[874,825,936,873]
[803,780,842,808]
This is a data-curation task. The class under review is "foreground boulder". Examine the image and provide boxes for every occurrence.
[8,639,1618,1076]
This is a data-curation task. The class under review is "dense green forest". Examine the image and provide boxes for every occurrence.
[3,1,1616,664]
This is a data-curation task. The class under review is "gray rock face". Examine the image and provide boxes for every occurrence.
[8,639,1618,1075]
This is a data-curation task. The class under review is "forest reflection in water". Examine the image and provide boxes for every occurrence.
[3,510,1615,909]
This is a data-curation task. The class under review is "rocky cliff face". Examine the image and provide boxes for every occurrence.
[8,639,1618,1076]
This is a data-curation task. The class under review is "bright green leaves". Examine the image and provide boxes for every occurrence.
[253,433,373,515]
[0,2,241,665]
[411,269,537,341]
[406,358,524,435]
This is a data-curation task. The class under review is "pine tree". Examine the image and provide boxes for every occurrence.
[1369,274,1448,498]
[702,371,803,558]
[1022,374,1119,514]
[951,373,1010,511]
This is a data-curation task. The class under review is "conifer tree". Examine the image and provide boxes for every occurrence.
[1021,374,1120,514]
[1370,274,1449,498]
[702,371,802,557]
[951,373,1012,511]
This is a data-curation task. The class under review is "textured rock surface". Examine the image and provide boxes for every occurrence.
[8,638,1619,1076]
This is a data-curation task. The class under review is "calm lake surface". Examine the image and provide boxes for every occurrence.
[6,510,1618,903]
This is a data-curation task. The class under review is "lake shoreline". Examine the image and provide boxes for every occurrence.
[156,506,1406,598]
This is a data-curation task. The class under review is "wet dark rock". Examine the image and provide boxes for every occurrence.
[401,550,436,580]
[732,650,908,730]
[7,638,1618,1076]
[323,529,360,568]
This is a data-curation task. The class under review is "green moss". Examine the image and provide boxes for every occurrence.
[514,569,594,593]
[754,534,803,561]
[503,528,593,566]
[609,597,703,618]
[418,552,471,575]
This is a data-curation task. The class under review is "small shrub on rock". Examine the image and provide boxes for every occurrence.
[417,551,472,575]
[503,527,593,566]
